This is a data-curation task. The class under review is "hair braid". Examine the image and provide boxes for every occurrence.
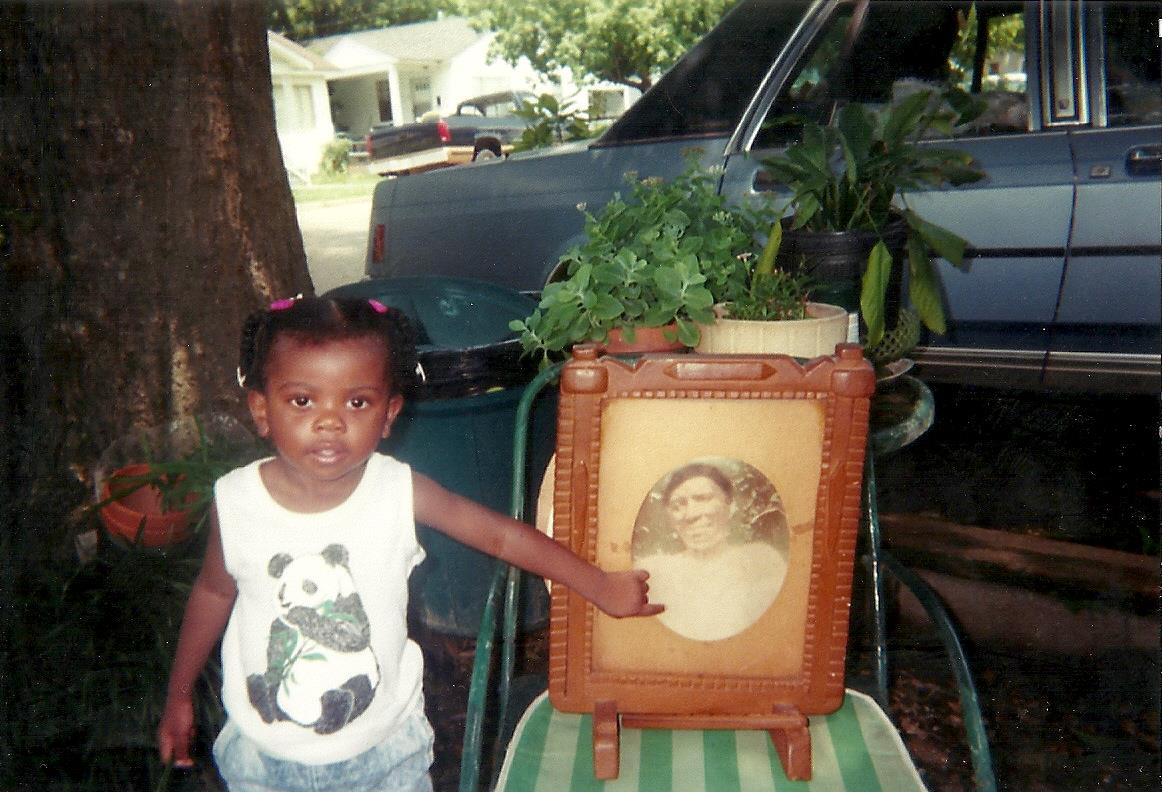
[237,308,270,390]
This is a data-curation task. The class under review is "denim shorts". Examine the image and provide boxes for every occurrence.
[212,709,434,792]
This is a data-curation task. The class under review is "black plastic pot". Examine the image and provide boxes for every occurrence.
[778,218,908,327]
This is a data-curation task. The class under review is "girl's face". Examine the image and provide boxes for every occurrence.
[248,334,403,495]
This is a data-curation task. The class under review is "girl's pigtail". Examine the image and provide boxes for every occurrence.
[237,308,268,390]
[380,307,420,400]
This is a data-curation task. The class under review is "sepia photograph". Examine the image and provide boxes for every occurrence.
[632,458,790,641]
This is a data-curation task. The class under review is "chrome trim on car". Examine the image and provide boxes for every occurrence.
[914,345,1162,393]
[1041,0,1089,127]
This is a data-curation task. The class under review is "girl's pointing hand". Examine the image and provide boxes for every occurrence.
[596,569,665,618]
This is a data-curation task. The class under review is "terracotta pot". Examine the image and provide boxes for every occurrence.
[98,464,193,547]
[602,324,688,354]
[695,302,851,358]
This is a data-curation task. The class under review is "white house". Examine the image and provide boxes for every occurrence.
[269,16,639,177]
[268,31,337,180]
[306,15,546,138]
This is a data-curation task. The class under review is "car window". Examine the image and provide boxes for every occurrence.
[755,1,1031,148]
[482,100,512,117]
[1102,2,1161,127]
[599,0,812,145]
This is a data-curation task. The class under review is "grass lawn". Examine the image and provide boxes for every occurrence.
[291,169,381,204]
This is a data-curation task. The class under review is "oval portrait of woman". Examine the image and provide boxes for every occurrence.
[631,458,789,642]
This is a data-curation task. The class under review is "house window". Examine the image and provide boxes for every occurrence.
[274,84,316,131]
[412,78,433,119]
[376,80,393,123]
[588,89,625,119]
[294,86,315,130]
[274,86,293,130]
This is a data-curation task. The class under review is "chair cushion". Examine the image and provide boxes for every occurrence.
[497,690,927,791]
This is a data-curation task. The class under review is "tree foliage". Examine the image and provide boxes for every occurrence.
[268,0,458,40]
[463,0,737,92]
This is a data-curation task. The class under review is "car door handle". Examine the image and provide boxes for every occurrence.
[1126,145,1161,177]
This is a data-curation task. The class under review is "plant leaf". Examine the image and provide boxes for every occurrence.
[904,209,968,267]
[756,219,782,277]
[676,318,701,347]
[860,240,893,347]
[906,235,946,334]
[836,103,873,178]
[882,89,931,144]
[591,294,625,321]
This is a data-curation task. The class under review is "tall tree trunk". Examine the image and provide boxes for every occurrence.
[0,1,312,518]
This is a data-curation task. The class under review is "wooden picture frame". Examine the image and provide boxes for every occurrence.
[547,344,875,780]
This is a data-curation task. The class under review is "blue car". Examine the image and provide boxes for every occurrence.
[367,0,1160,393]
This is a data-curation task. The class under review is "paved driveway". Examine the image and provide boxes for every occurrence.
[297,197,372,294]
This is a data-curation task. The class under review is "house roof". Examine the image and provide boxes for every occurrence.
[268,31,335,73]
[305,16,487,65]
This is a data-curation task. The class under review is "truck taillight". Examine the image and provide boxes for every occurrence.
[364,134,373,156]
[371,223,385,264]
[437,119,451,144]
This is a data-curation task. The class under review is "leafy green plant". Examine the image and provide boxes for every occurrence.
[722,218,816,321]
[511,92,593,152]
[319,137,354,175]
[761,89,985,346]
[510,156,772,361]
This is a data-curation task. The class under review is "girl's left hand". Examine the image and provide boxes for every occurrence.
[597,569,665,618]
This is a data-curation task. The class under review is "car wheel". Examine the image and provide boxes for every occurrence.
[472,143,501,161]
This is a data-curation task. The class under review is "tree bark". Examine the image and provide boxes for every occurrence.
[0,0,312,510]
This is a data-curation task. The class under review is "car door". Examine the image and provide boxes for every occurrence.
[1050,1,1161,392]
[719,0,1075,389]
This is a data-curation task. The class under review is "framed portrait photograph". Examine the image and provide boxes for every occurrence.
[546,344,875,779]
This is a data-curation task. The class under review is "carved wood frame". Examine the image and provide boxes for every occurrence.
[546,344,875,779]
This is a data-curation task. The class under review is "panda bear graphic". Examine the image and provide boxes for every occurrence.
[247,544,381,735]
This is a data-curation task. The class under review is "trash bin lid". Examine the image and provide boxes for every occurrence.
[325,276,539,398]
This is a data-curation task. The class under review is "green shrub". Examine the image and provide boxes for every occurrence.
[320,138,354,175]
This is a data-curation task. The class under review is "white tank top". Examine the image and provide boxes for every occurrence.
[216,452,425,764]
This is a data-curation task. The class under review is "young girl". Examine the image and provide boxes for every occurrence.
[157,296,662,791]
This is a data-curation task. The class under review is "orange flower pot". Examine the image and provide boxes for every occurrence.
[98,464,193,547]
[602,324,688,354]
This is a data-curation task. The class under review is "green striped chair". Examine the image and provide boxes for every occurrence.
[496,690,927,791]
[459,364,995,792]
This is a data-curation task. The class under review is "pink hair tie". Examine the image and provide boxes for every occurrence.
[270,295,301,311]
[368,299,389,314]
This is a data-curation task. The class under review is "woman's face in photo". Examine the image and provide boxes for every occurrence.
[666,475,732,556]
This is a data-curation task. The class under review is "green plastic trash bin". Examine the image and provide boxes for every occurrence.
[326,277,553,635]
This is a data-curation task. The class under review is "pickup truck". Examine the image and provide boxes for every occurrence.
[363,90,532,175]
[366,0,1161,394]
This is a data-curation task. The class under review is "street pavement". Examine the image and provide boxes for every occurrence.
[296,197,373,294]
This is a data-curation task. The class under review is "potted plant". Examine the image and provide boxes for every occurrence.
[510,155,771,363]
[94,415,262,548]
[695,219,850,358]
[760,89,985,358]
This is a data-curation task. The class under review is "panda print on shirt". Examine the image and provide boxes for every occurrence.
[246,544,381,735]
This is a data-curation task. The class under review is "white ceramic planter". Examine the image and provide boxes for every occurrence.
[695,302,850,358]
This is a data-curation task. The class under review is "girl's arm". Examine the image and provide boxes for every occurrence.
[157,506,237,768]
[413,472,663,619]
